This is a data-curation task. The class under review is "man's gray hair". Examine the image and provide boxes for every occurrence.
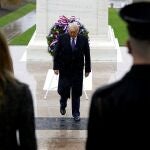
[68,22,79,31]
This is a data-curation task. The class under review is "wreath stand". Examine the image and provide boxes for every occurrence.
[44,71,88,100]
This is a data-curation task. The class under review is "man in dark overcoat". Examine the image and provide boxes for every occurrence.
[53,22,91,121]
[86,2,150,149]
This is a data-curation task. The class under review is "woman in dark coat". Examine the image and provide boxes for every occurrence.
[0,31,37,150]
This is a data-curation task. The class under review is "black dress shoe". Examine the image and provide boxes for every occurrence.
[60,107,66,115]
[74,116,80,121]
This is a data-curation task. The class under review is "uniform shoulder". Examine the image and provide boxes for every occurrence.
[92,80,122,99]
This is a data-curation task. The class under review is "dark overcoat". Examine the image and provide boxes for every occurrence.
[86,65,150,149]
[0,80,37,150]
[53,33,91,98]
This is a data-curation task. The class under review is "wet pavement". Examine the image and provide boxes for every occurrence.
[1,10,36,40]
[10,45,132,150]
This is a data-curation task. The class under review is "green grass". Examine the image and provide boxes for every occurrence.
[109,8,128,46]
[0,3,36,27]
[9,25,36,45]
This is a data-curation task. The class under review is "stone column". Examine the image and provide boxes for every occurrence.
[36,0,48,40]
[97,0,109,39]
[27,0,50,61]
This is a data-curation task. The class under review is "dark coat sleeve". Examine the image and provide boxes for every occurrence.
[18,85,37,150]
[84,37,91,73]
[53,35,62,70]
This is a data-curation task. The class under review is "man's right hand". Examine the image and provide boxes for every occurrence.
[54,70,59,75]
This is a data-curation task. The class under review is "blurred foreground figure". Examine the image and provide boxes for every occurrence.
[86,2,150,149]
[0,31,37,150]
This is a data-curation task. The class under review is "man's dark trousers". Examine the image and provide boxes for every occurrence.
[59,71,83,117]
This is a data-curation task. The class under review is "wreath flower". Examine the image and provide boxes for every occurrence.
[46,15,89,56]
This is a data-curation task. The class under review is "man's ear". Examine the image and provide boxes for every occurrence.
[126,40,132,54]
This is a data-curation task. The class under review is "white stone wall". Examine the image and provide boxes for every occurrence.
[36,0,109,39]
[27,0,118,62]
[47,0,105,36]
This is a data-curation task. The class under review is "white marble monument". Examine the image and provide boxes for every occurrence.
[27,0,119,61]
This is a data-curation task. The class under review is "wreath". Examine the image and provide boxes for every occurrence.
[46,15,89,56]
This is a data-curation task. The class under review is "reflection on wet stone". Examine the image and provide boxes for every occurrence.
[1,11,35,40]
[36,117,88,130]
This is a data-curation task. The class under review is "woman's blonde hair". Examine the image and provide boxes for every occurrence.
[0,30,14,87]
